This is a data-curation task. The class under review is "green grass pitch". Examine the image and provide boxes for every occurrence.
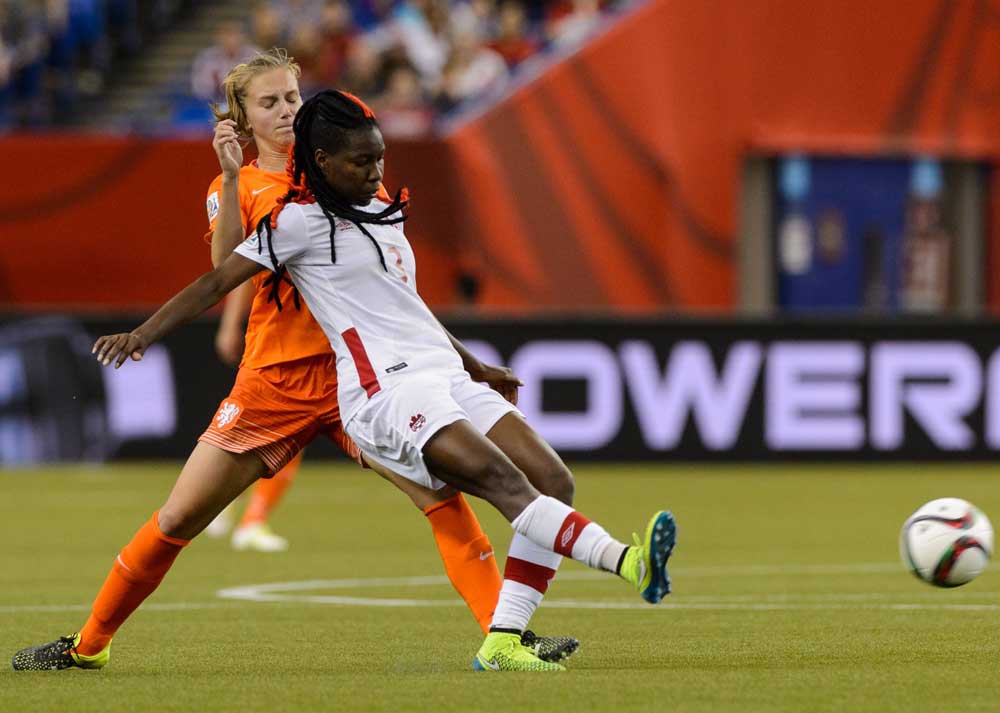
[2,462,999,712]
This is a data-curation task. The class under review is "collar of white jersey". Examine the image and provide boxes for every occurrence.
[353,196,391,212]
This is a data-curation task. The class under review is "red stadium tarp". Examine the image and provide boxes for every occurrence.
[0,136,462,310]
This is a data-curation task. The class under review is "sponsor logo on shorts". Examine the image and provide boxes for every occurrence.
[479,550,495,561]
[409,413,426,432]
[560,522,575,549]
[385,361,408,374]
[214,400,242,431]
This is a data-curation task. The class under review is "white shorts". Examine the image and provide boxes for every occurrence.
[345,370,522,490]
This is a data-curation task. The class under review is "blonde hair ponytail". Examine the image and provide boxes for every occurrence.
[212,48,301,138]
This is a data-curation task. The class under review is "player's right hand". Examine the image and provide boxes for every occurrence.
[213,119,243,178]
[92,332,147,368]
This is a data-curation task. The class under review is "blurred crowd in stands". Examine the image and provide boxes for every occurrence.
[190,0,619,136]
[0,0,186,127]
[1,0,622,134]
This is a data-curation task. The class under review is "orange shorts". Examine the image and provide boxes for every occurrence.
[198,353,363,475]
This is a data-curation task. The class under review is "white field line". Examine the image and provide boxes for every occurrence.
[4,563,998,615]
[5,599,998,614]
[0,602,235,614]
[213,569,1000,611]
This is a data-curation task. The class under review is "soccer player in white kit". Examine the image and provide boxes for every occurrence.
[91,90,677,672]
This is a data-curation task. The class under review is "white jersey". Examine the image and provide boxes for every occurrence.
[233,199,464,423]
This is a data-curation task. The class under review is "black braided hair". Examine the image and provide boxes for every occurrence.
[253,222,300,312]
[255,90,409,310]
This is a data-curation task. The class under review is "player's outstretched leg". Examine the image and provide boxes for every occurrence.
[471,503,675,672]
[11,509,192,672]
[371,459,581,663]
[480,414,579,662]
[510,494,677,604]
[423,420,677,671]
[11,444,265,671]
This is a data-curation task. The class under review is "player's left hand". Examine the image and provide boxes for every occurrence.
[472,363,523,405]
[92,332,148,368]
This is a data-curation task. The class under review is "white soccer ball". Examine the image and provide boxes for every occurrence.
[900,498,993,588]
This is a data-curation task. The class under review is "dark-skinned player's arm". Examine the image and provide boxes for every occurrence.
[436,320,523,406]
[93,253,268,369]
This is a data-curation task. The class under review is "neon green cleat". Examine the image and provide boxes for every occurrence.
[620,510,677,603]
[472,632,566,672]
[11,633,110,671]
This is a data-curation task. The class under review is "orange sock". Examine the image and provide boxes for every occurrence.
[239,452,301,527]
[423,493,502,633]
[76,511,189,655]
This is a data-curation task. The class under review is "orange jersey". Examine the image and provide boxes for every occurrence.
[204,162,332,370]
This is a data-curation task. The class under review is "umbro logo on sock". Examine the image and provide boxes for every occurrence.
[560,522,575,548]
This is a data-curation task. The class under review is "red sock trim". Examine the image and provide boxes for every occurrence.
[553,511,590,557]
[503,556,556,594]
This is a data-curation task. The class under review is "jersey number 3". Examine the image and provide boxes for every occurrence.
[387,246,409,284]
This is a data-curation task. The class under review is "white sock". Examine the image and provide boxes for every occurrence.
[490,533,562,632]
[511,495,627,572]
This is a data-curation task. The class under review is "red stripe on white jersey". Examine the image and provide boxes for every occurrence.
[342,328,381,397]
